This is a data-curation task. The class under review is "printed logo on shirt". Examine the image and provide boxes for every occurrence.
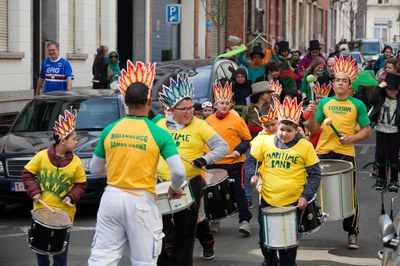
[170,132,191,143]
[37,168,73,200]
[266,152,300,169]
[327,105,352,115]
[109,133,148,151]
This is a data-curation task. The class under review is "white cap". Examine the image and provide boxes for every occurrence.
[339,44,350,51]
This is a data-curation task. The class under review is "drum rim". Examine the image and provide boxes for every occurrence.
[206,208,238,223]
[33,208,71,228]
[156,180,188,196]
[205,174,229,187]
[319,159,354,176]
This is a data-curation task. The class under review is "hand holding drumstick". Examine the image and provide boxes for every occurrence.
[168,186,183,200]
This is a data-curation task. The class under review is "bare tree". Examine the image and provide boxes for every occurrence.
[342,0,357,41]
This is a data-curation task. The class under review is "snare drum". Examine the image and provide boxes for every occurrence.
[317,159,354,221]
[204,169,237,222]
[28,208,71,255]
[262,206,298,249]
[299,196,323,237]
[155,180,194,215]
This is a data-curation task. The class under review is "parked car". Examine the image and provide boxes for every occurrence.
[386,42,400,54]
[0,90,126,213]
[350,51,366,70]
[149,59,238,116]
[349,38,384,62]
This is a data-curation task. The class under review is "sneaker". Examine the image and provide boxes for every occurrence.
[210,222,220,233]
[388,182,399,193]
[203,245,215,260]
[239,221,251,235]
[347,234,359,249]
[374,179,387,192]
[247,199,253,209]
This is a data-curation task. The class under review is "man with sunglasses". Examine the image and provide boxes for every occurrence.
[157,75,228,265]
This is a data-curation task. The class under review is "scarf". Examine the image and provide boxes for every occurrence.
[107,50,121,76]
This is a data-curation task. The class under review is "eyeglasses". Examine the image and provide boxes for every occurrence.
[110,55,117,58]
[174,106,195,113]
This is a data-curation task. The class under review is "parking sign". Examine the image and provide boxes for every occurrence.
[166,4,181,24]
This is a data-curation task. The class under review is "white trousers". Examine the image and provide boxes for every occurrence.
[88,186,164,266]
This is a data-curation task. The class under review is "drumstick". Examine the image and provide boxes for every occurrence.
[38,199,56,213]
[180,157,210,172]
[323,118,341,138]
[225,154,233,158]
[306,75,315,101]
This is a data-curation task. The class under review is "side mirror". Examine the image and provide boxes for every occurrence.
[379,214,397,243]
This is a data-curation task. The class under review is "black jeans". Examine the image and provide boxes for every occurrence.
[318,152,359,235]
[158,175,204,266]
[376,131,400,182]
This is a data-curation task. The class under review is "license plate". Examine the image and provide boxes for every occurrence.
[11,181,26,192]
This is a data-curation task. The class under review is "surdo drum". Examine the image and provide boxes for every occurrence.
[261,206,299,249]
[155,180,194,215]
[317,159,355,221]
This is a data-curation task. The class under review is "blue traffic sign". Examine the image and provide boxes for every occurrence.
[166,4,181,24]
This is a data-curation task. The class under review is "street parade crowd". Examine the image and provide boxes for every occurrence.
[23,38,400,266]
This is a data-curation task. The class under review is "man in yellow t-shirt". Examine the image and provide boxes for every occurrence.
[157,75,228,265]
[88,61,186,266]
[307,55,371,249]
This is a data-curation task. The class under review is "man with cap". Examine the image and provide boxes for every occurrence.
[307,55,371,249]
[297,40,326,77]
[238,44,268,83]
[368,72,400,192]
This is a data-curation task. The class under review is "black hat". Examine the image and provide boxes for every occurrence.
[385,72,400,90]
[308,40,321,50]
[250,45,265,58]
[279,41,290,51]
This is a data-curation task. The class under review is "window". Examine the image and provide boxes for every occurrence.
[0,0,8,52]
[68,0,75,53]
[378,0,389,4]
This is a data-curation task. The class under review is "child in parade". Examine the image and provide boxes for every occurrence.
[205,82,253,235]
[368,72,400,192]
[251,97,321,266]
[157,75,229,265]
[201,100,213,119]
[22,110,87,266]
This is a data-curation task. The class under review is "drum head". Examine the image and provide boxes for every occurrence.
[33,209,71,227]
[205,169,228,185]
[263,206,296,214]
[156,180,187,196]
[319,159,353,175]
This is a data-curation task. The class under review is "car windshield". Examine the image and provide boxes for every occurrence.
[12,97,120,132]
[361,42,380,55]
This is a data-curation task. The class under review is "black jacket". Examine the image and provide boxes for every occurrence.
[368,86,400,128]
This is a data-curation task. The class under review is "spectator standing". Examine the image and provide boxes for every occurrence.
[297,40,326,77]
[35,41,74,96]
[232,68,253,113]
[374,45,394,74]
[238,44,268,83]
[317,57,336,97]
[92,45,109,89]
[301,57,325,101]
[107,50,124,90]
